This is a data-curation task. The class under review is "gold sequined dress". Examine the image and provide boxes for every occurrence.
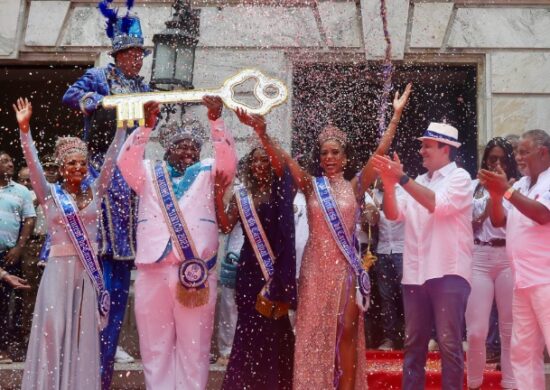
[294,174,367,389]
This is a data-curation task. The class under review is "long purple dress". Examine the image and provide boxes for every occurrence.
[222,170,296,390]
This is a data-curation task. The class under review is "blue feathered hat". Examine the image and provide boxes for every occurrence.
[98,0,151,56]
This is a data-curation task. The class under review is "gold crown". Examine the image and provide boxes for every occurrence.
[55,136,88,164]
[318,125,347,146]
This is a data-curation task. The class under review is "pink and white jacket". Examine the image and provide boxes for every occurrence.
[117,118,237,266]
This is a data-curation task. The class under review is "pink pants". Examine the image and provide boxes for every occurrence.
[134,258,217,390]
[511,284,550,390]
[465,245,515,389]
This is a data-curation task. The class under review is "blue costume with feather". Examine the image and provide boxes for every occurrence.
[62,1,150,388]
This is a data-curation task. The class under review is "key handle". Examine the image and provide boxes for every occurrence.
[101,68,288,127]
[218,68,288,115]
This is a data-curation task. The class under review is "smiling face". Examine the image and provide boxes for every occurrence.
[166,138,201,172]
[515,136,541,177]
[419,139,450,173]
[319,139,347,176]
[250,148,272,182]
[0,153,14,181]
[114,47,144,78]
[59,152,87,185]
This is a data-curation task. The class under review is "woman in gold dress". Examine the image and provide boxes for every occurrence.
[241,83,411,389]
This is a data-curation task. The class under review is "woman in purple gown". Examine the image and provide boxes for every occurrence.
[215,111,296,390]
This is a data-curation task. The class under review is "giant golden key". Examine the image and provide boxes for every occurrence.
[102,68,288,127]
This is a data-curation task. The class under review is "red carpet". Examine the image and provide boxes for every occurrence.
[366,350,502,389]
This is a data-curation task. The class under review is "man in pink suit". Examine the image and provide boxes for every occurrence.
[118,96,237,389]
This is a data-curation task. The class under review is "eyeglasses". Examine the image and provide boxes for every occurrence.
[486,155,507,164]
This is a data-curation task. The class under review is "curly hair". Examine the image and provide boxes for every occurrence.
[480,137,519,181]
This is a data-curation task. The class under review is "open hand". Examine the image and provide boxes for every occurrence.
[203,96,223,121]
[235,108,266,137]
[392,83,413,114]
[13,97,32,133]
[3,274,30,290]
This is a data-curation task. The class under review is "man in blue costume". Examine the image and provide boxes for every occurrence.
[62,1,150,388]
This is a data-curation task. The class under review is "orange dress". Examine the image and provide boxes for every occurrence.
[294,174,367,389]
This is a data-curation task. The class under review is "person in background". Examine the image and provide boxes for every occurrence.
[480,129,550,390]
[364,178,406,351]
[0,151,36,364]
[465,137,519,390]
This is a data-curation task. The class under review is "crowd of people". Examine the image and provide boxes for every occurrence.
[1,2,550,390]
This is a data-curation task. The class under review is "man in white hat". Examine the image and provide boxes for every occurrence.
[372,122,473,390]
[118,96,237,390]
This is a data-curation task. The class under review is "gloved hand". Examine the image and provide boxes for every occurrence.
[219,252,239,289]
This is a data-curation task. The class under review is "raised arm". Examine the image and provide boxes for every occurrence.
[14,98,50,203]
[234,108,313,196]
[355,83,412,194]
[117,102,160,194]
[203,96,237,182]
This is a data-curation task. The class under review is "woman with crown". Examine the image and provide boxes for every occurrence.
[242,83,412,389]
[13,97,159,390]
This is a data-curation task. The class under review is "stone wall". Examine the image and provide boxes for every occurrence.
[1,0,549,155]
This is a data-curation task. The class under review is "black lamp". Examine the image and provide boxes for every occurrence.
[151,0,200,91]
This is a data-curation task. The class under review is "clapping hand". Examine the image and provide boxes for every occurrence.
[478,165,510,199]
[13,97,32,133]
[372,152,405,186]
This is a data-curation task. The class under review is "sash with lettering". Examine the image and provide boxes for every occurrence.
[151,161,209,308]
[313,176,371,299]
[50,184,110,326]
[235,185,289,319]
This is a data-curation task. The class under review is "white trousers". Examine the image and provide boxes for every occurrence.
[134,259,217,390]
[465,245,515,388]
[511,284,550,390]
[216,285,237,358]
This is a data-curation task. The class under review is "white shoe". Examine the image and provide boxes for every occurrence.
[115,346,135,364]
[428,339,439,352]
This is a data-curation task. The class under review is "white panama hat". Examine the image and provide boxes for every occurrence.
[418,122,461,148]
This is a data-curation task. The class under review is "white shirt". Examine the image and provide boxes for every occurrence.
[471,179,506,241]
[398,162,473,285]
[364,186,405,254]
[505,167,550,289]
[293,192,309,278]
